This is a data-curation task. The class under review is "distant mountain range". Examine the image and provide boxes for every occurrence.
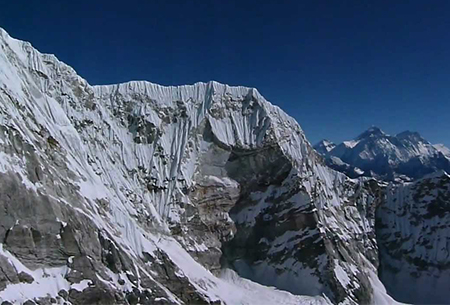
[314,126,450,181]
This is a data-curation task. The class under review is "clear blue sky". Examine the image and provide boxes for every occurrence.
[1,1,449,147]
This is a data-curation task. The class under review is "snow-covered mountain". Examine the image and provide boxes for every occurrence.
[314,139,336,155]
[0,27,401,305]
[434,143,450,159]
[2,27,450,305]
[314,126,450,181]
[314,140,364,179]
[377,170,450,304]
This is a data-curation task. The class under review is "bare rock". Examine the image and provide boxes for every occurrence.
[18,271,34,283]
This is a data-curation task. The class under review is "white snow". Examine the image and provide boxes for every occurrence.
[71,279,92,291]
[434,143,450,158]
[334,263,351,288]
[218,269,331,305]
[0,244,70,303]
[343,140,359,148]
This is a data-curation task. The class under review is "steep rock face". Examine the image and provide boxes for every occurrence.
[223,171,382,302]
[376,171,450,304]
[316,127,450,181]
[0,28,400,305]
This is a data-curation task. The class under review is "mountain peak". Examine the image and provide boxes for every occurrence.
[356,126,386,140]
[321,125,450,180]
[314,139,336,154]
[396,130,418,136]
[396,130,428,144]
[315,139,334,146]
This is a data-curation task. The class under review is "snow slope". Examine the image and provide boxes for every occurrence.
[434,143,450,159]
